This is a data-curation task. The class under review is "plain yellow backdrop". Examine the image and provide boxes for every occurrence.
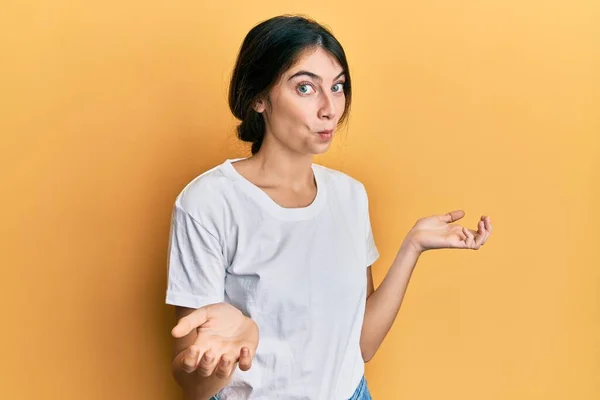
[1,1,598,399]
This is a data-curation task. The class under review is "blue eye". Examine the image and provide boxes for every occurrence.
[297,84,315,95]
[332,83,345,93]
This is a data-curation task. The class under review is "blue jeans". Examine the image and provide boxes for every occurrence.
[210,375,372,399]
[349,375,373,400]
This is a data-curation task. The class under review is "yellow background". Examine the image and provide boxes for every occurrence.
[2,1,598,399]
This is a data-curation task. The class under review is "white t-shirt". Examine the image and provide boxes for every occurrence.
[166,157,379,400]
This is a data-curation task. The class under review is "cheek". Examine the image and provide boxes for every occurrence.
[294,106,315,128]
[335,97,346,120]
[278,96,314,129]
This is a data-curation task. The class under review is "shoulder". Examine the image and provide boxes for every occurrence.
[172,160,233,228]
[314,163,368,198]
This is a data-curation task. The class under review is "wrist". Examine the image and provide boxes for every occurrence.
[401,230,423,256]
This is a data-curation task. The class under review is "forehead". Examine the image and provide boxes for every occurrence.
[285,47,343,78]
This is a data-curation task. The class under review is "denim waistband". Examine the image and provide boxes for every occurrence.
[210,375,372,399]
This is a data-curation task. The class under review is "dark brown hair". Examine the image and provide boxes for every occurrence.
[228,15,352,154]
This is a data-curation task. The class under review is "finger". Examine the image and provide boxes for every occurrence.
[474,221,485,248]
[478,218,486,235]
[214,354,236,379]
[485,217,494,240]
[482,217,492,244]
[440,210,465,224]
[462,227,475,249]
[190,332,216,373]
[181,345,201,373]
[172,307,209,338]
[196,349,219,377]
[238,346,253,371]
[478,216,491,244]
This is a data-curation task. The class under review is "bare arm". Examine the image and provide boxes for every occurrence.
[359,241,421,362]
[359,211,493,362]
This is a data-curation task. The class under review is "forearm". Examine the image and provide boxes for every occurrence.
[360,240,421,362]
[172,348,233,400]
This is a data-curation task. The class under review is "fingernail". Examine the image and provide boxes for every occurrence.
[188,347,198,358]
[242,348,249,356]
[222,359,231,367]
[204,355,213,363]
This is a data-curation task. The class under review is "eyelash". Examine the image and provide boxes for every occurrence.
[297,81,345,96]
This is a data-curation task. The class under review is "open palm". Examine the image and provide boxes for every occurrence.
[408,210,492,253]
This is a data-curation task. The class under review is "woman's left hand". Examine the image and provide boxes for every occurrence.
[405,210,493,254]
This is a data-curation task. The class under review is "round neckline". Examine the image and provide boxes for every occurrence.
[222,157,327,221]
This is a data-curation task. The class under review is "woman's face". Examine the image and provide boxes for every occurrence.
[255,46,347,155]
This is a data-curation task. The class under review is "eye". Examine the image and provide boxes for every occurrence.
[297,83,315,95]
[332,82,345,93]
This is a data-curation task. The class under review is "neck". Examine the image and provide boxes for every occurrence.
[250,146,315,191]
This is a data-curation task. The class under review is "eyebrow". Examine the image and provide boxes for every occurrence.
[287,70,346,82]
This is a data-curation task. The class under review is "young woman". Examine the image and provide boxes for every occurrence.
[166,15,492,400]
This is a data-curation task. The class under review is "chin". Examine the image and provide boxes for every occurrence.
[309,143,333,156]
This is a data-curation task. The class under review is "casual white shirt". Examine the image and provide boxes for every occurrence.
[166,157,379,399]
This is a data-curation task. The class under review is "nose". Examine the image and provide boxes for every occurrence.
[318,91,337,120]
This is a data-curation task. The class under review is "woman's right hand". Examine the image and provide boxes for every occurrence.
[172,302,259,379]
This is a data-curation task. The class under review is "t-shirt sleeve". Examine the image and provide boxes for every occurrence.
[363,185,380,268]
[165,203,226,309]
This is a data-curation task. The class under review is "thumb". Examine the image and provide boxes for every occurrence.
[171,307,209,338]
[440,210,465,224]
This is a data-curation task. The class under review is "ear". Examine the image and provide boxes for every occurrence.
[253,98,266,113]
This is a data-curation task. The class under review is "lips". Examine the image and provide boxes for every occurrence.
[317,129,333,135]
